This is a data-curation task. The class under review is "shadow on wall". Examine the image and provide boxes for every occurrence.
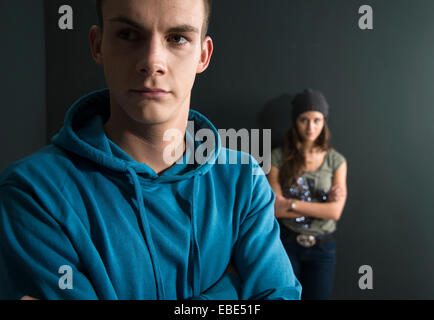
[257,94,294,150]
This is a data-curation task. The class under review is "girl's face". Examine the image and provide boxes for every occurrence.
[295,111,325,143]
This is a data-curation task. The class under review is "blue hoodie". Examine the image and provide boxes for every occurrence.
[0,89,301,300]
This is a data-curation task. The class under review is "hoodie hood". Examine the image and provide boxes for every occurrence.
[52,88,221,182]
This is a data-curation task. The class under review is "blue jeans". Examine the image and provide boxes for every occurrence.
[279,225,336,300]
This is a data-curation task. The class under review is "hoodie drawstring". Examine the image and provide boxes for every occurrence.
[127,166,203,299]
[127,167,165,299]
[190,176,202,296]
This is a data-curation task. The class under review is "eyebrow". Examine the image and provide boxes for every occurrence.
[300,117,322,120]
[108,15,200,34]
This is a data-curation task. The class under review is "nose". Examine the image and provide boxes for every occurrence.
[308,121,315,131]
[136,35,168,77]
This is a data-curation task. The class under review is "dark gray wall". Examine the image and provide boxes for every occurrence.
[42,0,434,299]
[0,1,46,171]
[45,0,106,139]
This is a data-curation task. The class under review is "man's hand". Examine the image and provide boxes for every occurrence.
[21,296,38,300]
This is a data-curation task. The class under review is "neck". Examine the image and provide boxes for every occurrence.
[104,102,190,175]
[302,141,316,153]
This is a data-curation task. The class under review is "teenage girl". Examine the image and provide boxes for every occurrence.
[267,89,347,300]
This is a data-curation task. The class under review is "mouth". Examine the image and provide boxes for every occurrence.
[130,87,170,98]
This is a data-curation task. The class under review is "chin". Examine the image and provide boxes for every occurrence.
[115,90,188,126]
[134,108,174,125]
[303,137,319,144]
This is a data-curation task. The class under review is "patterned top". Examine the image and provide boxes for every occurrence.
[271,147,346,236]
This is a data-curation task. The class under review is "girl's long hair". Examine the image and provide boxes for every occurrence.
[279,119,332,188]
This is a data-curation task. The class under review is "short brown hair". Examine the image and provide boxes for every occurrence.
[95,0,212,36]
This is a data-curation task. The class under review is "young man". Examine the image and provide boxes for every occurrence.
[0,0,301,299]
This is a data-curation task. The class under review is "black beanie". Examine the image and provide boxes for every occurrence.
[292,89,329,121]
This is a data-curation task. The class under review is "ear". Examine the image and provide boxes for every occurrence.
[90,25,104,66]
[196,36,214,74]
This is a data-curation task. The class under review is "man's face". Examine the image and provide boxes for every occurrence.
[90,0,213,126]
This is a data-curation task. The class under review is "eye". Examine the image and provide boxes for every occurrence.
[168,34,189,45]
[117,29,140,41]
